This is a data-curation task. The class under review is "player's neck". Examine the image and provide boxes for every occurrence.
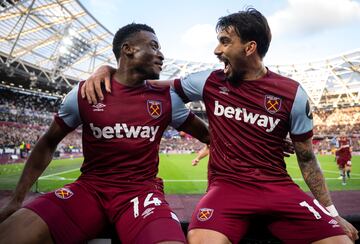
[243,60,266,81]
[113,69,146,87]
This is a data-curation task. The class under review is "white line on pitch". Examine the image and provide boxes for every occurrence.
[39,168,80,179]
[286,165,360,176]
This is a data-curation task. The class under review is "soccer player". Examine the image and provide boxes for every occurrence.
[0,23,210,244]
[81,9,359,244]
[336,136,352,185]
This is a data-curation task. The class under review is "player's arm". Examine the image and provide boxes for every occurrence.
[294,139,332,206]
[290,86,358,241]
[294,139,358,241]
[178,116,209,145]
[0,121,69,222]
[192,144,210,166]
[80,64,175,104]
[81,64,210,104]
[81,65,116,104]
[170,88,209,145]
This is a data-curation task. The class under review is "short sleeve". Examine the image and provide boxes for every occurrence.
[169,89,191,129]
[54,83,82,131]
[173,69,212,102]
[289,85,313,141]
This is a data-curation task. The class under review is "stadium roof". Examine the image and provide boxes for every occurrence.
[0,0,359,108]
[0,0,116,88]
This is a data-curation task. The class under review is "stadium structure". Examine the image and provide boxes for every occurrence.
[1,0,359,109]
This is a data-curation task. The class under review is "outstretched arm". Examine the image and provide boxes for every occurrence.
[0,121,69,222]
[294,138,358,241]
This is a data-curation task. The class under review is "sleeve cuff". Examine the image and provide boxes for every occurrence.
[290,130,313,142]
[54,114,75,133]
[173,79,190,103]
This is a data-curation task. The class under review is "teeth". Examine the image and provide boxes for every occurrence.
[224,63,229,74]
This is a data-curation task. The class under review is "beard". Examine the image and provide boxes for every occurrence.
[225,69,246,87]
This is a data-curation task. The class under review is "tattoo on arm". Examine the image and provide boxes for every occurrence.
[294,139,333,207]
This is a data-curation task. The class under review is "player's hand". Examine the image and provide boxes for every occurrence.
[0,200,21,223]
[192,158,200,166]
[334,215,359,242]
[282,138,294,157]
[81,65,115,104]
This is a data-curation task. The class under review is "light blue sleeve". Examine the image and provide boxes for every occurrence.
[57,83,82,128]
[290,85,313,135]
[170,89,191,129]
[180,69,212,101]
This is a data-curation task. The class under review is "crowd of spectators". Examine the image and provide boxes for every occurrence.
[0,86,360,158]
[0,87,60,126]
[313,107,360,136]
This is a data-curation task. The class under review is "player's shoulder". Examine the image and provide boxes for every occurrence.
[146,81,170,93]
[268,69,299,86]
[183,69,218,82]
[210,69,226,80]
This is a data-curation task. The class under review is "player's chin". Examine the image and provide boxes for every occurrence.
[153,74,160,79]
[148,72,160,80]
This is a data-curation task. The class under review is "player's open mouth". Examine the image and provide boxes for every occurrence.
[223,60,230,75]
[155,62,163,71]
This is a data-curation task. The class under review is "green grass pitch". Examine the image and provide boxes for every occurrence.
[0,154,359,194]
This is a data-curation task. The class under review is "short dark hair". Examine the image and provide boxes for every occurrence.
[112,23,155,61]
[216,8,271,58]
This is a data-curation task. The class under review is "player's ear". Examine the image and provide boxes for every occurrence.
[245,41,257,57]
[121,43,134,56]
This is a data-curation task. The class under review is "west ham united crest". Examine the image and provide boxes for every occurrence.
[197,208,214,221]
[264,95,282,114]
[147,100,162,118]
[54,188,74,200]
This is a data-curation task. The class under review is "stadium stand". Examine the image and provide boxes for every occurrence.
[0,1,359,243]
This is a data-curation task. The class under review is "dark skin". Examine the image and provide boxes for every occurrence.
[80,27,358,243]
[0,30,209,244]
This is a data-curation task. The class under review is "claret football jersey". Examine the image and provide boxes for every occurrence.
[173,69,313,183]
[55,79,192,186]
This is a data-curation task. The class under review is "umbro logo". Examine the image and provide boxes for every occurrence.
[219,86,229,95]
[92,103,106,112]
[328,219,340,228]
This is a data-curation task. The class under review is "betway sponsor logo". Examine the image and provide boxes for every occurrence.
[90,123,159,142]
[214,101,280,132]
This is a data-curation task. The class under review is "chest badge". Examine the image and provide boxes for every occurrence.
[147,100,162,118]
[264,95,282,114]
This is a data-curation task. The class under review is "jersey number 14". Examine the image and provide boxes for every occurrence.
[130,193,162,218]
